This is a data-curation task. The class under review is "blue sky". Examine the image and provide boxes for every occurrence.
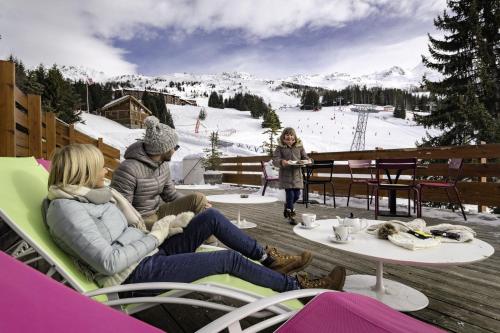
[0,0,447,77]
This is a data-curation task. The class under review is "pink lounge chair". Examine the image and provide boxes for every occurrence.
[0,251,162,333]
[277,292,444,333]
[198,291,445,333]
[36,158,52,171]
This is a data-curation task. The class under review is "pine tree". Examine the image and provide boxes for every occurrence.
[198,107,207,120]
[393,105,406,119]
[416,0,500,146]
[208,92,224,108]
[203,131,222,170]
[262,124,281,156]
[300,89,320,110]
[262,109,281,129]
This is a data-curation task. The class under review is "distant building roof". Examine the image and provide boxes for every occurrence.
[100,95,152,115]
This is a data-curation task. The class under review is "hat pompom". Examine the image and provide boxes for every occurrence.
[144,116,159,129]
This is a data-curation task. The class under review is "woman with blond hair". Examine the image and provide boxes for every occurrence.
[45,144,345,291]
[273,127,311,225]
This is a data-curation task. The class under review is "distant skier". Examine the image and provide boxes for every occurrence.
[273,127,311,225]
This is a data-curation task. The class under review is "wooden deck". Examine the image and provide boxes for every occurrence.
[138,188,500,332]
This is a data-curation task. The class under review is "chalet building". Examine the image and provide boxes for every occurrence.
[98,95,152,129]
[383,105,395,112]
[117,89,197,107]
[179,98,198,106]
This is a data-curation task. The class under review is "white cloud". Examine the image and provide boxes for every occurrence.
[323,35,432,75]
[0,0,447,76]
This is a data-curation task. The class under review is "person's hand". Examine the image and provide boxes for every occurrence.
[149,218,171,244]
[282,160,289,166]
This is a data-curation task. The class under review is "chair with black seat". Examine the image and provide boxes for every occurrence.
[372,158,420,219]
[347,160,377,210]
[417,158,466,221]
[301,160,336,208]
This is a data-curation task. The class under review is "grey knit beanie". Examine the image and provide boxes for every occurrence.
[143,116,178,155]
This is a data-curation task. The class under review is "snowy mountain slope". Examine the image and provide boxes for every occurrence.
[60,63,441,109]
[76,104,439,163]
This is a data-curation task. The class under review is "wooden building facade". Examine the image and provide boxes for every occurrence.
[99,95,152,129]
[119,88,197,107]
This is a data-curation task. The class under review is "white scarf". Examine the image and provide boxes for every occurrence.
[48,185,147,231]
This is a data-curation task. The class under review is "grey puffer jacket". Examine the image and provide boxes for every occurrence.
[46,198,158,287]
[272,139,308,189]
[111,141,182,217]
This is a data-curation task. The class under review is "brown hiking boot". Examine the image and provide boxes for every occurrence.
[297,266,346,291]
[265,246,312,275]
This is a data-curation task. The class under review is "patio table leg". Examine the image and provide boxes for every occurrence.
[343,261,429,312]
[229,206,258,229]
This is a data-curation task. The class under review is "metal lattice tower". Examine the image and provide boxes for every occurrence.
[350,104,373,151]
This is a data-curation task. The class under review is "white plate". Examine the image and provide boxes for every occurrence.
[328,234,354,244]
[288,160,298,165]
[299,222,319,229]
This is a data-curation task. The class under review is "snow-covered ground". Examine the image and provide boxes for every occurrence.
[76,104,438,162]
[74,103,499,224]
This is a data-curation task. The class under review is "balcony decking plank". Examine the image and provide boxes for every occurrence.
[138,188,498,332]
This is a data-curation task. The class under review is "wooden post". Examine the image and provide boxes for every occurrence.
[97,137,104,150]
[0,61,16,156]
[27,94,42,158]
[68,124,75,144]
[45,112,57,158]
[237,160,242,186]
[479,141,487,213]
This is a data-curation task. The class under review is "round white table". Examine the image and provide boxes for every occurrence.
[294,219,494,312]
[175,184,221,190]
[206,194,278,229]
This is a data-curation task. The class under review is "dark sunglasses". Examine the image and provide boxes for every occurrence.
[174,145,180,151]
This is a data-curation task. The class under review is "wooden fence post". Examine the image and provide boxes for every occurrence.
[68,124,75,144]
[479,141,487,213]
[237,160,242,186]
[27,94,42,158]
[97,137,104,150]
[45,112,56,158]
[0,61,16,156]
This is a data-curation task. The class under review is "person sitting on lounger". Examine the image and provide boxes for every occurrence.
[44,144,346,292]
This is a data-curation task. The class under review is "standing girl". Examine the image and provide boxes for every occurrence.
[273,127,311,225]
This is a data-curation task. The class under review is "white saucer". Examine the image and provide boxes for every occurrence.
[299,222,319,229]
[328,234,354,244]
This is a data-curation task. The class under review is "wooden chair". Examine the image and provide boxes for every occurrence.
[261,161,279,196]
[301,160,336,208]
[347,160,377,210]
[372,158,420,219]
[417,158,466,221]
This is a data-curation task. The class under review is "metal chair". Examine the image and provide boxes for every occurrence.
[260,161,279,196]
[347,160,377,210]
[372,158,420,219]
[417,158,466,221]
[301,160,336,208]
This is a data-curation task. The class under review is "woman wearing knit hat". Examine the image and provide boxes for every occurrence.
[111,116,212,232]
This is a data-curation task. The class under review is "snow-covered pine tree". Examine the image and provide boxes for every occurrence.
[198,107,207,120]
[416,0,500,146]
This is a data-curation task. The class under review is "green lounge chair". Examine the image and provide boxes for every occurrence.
[0,157,323,326]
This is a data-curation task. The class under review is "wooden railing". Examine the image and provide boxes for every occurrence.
[218,145,500,207]
[0,61,120,173]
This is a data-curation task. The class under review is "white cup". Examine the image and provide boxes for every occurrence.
[301,213,316,227]
[333,225,352,241]
[343,218,368,233]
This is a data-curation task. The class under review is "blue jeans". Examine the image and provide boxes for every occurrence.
[124,208,299,292]
[285,189,301,210]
